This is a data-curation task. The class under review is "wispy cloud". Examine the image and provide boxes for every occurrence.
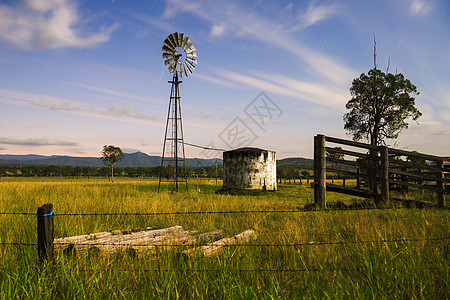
[409,0,432,16]
[0,137,77,147]
[165,0,355,86]
[68,82,165,105]
[215,69,348,112]
[295,2,343,31]
[209,24,226,38]
[0,0,117,50]
[0,88,160,125]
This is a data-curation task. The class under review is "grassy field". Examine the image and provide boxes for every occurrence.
[0,177,449,299]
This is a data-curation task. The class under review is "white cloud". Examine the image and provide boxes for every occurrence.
[0,136,77,147]
[209,24,226,38]
[0,0,117,50]
[32,95,85,112]
[68,82,165,105]
[297,2,342,30]
[0,88,160,125]
[409,0,432,16]
[284,3,294,11]
[165,0,355,86]
[215,69,347,112]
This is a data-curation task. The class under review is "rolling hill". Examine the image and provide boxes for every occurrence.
[0,152,222,168]
[0,153,314,169]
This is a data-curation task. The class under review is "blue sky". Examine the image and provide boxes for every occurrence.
[0,0,449,159]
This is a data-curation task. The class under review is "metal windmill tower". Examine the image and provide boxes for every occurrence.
[158,32,198,192]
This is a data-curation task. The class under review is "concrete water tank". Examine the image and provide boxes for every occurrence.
[223,147,277,191]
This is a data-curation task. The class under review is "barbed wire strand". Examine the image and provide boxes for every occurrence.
[49,235,449,248]
[0,242,37,246]
[0,265,444,274]
[2,235,445,248]
[0,205,429,216]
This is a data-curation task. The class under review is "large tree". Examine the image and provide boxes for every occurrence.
[101,145,124,182]
[343,68,421,146]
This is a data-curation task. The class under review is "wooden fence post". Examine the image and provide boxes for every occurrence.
[356,167,360,189]
[37,203,54,262]
[437,161,446,208]
[380,146,389,205]
[314,135,326,208]
[369,148,379,200]
[401,166,409,193]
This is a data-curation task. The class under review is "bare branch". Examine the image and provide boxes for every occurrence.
[373,33,377,69]
[387,55,390,73]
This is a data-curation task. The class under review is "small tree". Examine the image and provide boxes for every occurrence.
[101,145,124,182]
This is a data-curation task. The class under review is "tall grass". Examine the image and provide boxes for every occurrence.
[0,178,449,298]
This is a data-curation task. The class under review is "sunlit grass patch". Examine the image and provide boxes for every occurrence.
[0,178,448,298]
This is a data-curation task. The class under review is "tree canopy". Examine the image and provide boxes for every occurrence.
[343,68,421,146]
[101,145,124,182]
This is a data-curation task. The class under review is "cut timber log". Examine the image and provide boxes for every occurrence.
[54,227,225,255]
[183,229,256,257]
[53,226,159,245]
[54,226,185,253]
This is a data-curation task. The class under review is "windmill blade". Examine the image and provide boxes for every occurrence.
[187,51,198,58]
[163,39,175,51]
[186,45,197,53]
[168,60,177,73]
[181,35,189,49]
[184,63,193,75]
[162,45,174,53]
[186,57,197,64]
[184,40,193,49]
[186,56,197,63]
[180,64,187,77]
[162,52,175,59]
[179,64,184,78]
[182,63,189,77]
[186,59,196,70]
[167,33,178,49]
[164,57,175,66]
[176,32,183,47]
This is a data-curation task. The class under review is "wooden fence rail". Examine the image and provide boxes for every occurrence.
[313,134,448,208]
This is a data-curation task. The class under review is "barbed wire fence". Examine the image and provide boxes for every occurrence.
[1,206,449,273]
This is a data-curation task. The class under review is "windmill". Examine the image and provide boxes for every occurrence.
[158,32,198,192]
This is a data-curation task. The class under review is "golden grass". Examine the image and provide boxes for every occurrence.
[0,177,448,298]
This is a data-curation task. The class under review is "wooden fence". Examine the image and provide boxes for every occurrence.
[313,135,449,208]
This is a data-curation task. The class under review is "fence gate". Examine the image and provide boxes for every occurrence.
[313,135,449,208]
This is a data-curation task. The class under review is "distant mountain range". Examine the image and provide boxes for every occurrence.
[0,153,314,169]
[0,152,221,168]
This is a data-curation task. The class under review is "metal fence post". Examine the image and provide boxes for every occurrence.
[314,135,326,208]
[37,203,54,262]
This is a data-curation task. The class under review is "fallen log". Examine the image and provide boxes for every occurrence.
[54,226,225,255]
[53,226,159,245]
[183,229,256,257]
[54,226,184,253]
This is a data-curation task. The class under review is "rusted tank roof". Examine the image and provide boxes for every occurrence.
[224,147,271,153]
